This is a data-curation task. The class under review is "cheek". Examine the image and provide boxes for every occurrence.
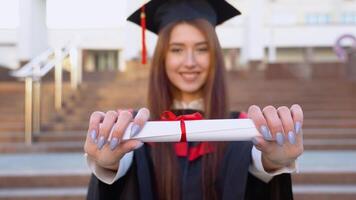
[165,53,182,72]
[196,54,210,75]
[165,54,180,84]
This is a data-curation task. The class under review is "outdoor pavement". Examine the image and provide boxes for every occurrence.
[0,150,356,175]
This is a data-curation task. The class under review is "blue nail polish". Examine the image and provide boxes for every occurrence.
[295,121,302,134]
[110,138,119,151]
[276,132,284,146]
[97,136,106,150]
[288,131,296,144]
[90,130,97,143]
[130,124,141,138]
[260,125,272,140]
[252,137,259,146]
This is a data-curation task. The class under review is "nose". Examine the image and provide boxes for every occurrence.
[184,49,197,68]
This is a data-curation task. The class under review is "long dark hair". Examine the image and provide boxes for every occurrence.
[147,19,229,200]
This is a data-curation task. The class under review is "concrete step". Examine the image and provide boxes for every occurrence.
[304,110,356,119]
[293,150,356,199]
[0,131,86,143]
[293,172,356,185]
[304,139,356,150]
[0,153,89,200]
[0,150,355,199]
[301,119,356,128]
[0,174,90,188]
[293,184,356,200]
[0,142,84,153]
[303,128,356,139]
[0,187,86,200]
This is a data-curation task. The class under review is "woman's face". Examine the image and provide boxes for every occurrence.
[165,23,210,101]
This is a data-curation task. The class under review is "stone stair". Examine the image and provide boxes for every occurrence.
[1,63,356,199]
[292,151,356,200]
[0,153,89,200]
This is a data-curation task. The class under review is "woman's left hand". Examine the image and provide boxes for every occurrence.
[248,104,304,172]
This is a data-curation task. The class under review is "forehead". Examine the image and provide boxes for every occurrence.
[169,23,207,44]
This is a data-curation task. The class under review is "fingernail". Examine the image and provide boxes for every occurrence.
[130,124,141,138]
[276,132,284,146]
[90,130,97,143]
[134,141,144,150]
[288,131,296,145]
[260,125,272,141]
[97,136,106,150]
[295,122,302,134]
[110,138,119,151]
[252,137,259,146]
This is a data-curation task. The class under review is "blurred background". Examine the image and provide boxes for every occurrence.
[0,0,356,199]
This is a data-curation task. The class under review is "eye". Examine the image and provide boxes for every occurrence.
[197,47,208,52]
[170,48,183,53]
[197,46,208,53]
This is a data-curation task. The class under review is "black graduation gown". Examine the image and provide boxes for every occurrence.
[87,110,293,200]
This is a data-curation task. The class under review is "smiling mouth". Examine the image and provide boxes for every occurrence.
[180,72,200,81]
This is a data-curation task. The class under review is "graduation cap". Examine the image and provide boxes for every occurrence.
[127,0,241,64]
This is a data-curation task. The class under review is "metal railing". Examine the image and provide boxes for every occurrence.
[334,34,356,80]
[10,43,82,144]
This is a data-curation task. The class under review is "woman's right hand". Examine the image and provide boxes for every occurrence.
[84,108,150,171]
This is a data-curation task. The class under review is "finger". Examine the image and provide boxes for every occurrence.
[252,136,274,154]
[97,111,118,150]
[262,106,285,146]
[248,105,272,141]
[87,111,105,143]
[120,140,144,153]
[117,109,133,115]
[291,104,304,148]
[130,108,150,138]
[102,139,144,161]
[109,110,133,151]
[290,104,303,135]
[277,106,296,145]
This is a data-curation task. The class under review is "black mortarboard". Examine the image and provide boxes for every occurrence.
[127,0,241,64]
[128,0,241,34]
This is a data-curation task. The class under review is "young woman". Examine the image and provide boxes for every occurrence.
[84,1,303,199]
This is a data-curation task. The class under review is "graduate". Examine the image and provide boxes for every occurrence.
[84,0,304,199]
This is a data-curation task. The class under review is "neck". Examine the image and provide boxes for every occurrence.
[175,91,203,104]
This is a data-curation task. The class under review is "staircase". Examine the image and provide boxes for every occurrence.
[0,62,356,199]
[0,153,89,200]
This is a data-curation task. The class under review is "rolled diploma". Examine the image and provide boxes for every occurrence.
[120,119,260,142]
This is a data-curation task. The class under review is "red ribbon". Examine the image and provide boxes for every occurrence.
[140,6,147,64]
[160,111,203,142]
[157,111,248,161]
[160,111,214,161]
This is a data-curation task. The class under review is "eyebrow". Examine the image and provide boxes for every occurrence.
[169,41,208,46]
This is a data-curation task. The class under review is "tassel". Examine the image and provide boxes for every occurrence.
[140,5,147,64]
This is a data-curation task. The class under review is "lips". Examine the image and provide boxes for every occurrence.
[180,72,200,82]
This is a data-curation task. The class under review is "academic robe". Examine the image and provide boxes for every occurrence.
[86,109,293,200]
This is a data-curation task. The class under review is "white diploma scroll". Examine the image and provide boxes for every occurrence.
[120,119,260,142]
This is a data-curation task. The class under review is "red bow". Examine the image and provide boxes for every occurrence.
[160,111,215,161]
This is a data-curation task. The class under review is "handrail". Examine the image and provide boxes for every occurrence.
[9,42,82,144]
[334,34,356,62]
[10,45,72,79]
[10,48,53,78]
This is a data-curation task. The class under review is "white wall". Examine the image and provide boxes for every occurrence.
[18,0,48,61]
[0,30,18,68]
[1,0,356,68]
